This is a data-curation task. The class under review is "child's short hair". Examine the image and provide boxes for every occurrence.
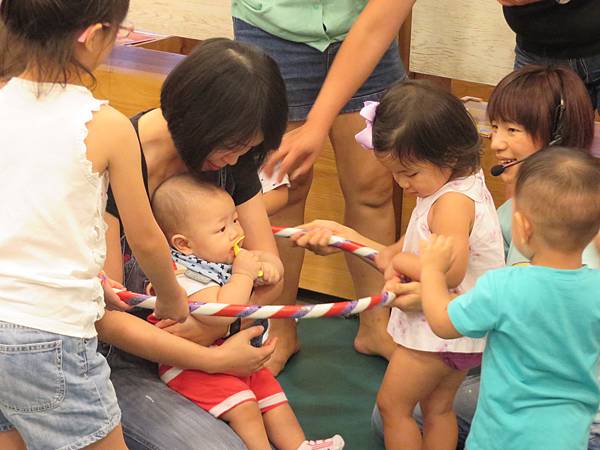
[161,38,288,178]
[0,0,129,84]
[151,175,228,241]
[515,147,600,252]
[488,65,594,150]
[372,79,481,179]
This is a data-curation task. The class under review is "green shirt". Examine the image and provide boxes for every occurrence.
[232,0,368,51]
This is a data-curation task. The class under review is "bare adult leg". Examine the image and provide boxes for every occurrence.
[330,112,396,360]
[266,121,310,376]
[377,346,462,450]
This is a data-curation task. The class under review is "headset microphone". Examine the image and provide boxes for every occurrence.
[491,159,525,177]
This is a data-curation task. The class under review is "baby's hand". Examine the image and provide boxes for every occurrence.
[154,285,189,323]
[232,249,261,280]
[419,234,455,273]
[256,261,282,286]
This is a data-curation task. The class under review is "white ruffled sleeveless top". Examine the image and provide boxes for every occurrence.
[388,170,505,353]
[0,78,108,338]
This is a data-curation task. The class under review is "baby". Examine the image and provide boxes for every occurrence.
[150,175,344,450]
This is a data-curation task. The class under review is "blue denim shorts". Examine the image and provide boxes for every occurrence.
[0,322,121,450]
[233,17,406,121]
[514,44,600,112]
[590,433,600,450]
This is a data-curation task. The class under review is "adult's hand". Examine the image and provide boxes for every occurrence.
[154,316,226,347]
[262,121,328,182]
[212,326,277,377]
[290,219,357,256]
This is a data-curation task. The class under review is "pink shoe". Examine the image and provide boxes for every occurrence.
[297,434,345,450]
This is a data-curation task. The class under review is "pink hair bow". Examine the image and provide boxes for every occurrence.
[354,101,379,150]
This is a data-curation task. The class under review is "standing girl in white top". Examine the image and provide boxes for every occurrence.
[0,1,188,449]
[292,80,505,450]
[363,81,502,450]
[372,81,504,450]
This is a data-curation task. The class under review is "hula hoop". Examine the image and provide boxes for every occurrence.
[116,226,394,319]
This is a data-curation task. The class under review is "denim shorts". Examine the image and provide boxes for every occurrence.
[590,432,600,450]
[233,17,406,121]
[514,44,600,112]
[0,321,121,450]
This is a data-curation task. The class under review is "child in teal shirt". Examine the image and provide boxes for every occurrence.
[419,147,600,450]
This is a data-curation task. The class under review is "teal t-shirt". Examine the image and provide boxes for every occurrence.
[498,198,600,434]
[449,265,600,450]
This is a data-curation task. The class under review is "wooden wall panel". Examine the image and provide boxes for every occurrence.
[127,0,232,39]
[410,0,515,85]
[129,1,516,85]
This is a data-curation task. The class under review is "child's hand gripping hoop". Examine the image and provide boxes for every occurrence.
[116,226,396,319]
[232,235,264,278]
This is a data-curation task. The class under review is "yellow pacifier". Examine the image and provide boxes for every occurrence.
[232,236,264,278]
[232,236,245,257]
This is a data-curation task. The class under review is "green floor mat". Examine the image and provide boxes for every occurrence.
[277,317,387,450]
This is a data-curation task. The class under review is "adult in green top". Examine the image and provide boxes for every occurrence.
[233,0,412,375]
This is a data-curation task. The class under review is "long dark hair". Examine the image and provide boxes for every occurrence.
[373,80,481,179]
[160,38,288,176]
[0,0,129,85]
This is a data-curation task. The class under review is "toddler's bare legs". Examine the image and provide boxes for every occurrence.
[263,403,306,450]
[377,345,466,450]
[221,401,272,450]
[420,368,467,450]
